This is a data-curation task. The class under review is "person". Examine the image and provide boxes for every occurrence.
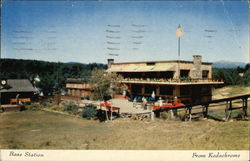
[159,97,163,107]
[173,96,179,105]
[142,96,147,110]
[165,96,169,104]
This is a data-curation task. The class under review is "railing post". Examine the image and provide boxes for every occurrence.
[151,110,155,121]
[189,107,192,121]
[242,98,248,119]
[202,104,209,118]
[225,100,232,121]
[245,98,248,117]
[184,107,188,121]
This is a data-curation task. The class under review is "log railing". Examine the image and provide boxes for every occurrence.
[184,94,250,121]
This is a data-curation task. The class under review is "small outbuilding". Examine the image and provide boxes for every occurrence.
[65,78,92,98]
[0,79,38,104]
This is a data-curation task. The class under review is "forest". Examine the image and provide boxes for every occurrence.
[212,64,250,86]
[0,59,106,95]
[0,59,249,96]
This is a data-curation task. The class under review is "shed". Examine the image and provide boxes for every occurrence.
[0,79,38,104]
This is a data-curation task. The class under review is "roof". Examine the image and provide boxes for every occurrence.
[0,79,38,93]
[111,60,212,65]
[107,64,176,72]
[65,78,90,83]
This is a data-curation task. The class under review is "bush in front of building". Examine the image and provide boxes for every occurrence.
[25,102,41,111]
[82,105,97,120]
[62,101,78,112]
[41,100,55,107]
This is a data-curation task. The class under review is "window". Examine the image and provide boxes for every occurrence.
[202,70,209,78]
[180,70,190,78]
[146,62,155,66]
[161,71,174,79]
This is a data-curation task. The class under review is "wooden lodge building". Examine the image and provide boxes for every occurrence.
[65,78,91,98]
[107,55,224,104]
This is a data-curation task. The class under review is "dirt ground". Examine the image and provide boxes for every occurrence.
[0,86,249,150]
[0,109,249,150]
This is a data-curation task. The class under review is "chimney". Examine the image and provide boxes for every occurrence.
[191,55,202,79]
[107,59,114,69]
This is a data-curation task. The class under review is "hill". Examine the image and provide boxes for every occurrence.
[212,61,246,69]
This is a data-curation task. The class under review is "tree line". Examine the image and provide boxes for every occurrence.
[0,59,107,95]
[212,64,250,86]
[0,59,249,96]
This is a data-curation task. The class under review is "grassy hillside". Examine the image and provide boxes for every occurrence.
[213,86,250,99]
[0,109,249,150]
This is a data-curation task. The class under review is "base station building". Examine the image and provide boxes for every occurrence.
[107,55,223,104]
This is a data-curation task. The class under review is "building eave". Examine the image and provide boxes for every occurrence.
[111,60,212,65]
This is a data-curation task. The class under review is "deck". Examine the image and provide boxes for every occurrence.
[121,78,224,85]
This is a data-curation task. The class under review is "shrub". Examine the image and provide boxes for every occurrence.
[62,101,78,111]
[23,102,31,106]
[161,111,168,120]
[51,105,61,111]
[41,100,54,106]
[82,106,97,119]
[26,102,40,111]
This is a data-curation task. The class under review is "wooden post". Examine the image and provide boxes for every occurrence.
[110,107,113,121]
[141,85,145,95]
[156,85,160,96]
[242,98,248,119]
[202,104,209,118]
[225,100,232,121]
[105,107,109,121]
[184,107,188,121]
[184,106,192,121]
[151,110,155,121]
[245,98,248,117]
[170,109,177,119]
[189,107,192,122]
[225,101,228,121]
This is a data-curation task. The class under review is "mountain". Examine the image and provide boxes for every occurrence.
[212,61,247,69]
[66,62,85,65]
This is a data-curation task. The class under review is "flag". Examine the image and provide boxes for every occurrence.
[176,24,184,37]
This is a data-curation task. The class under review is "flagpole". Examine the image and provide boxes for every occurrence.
[176,24,184,80]
[178,36,180,80]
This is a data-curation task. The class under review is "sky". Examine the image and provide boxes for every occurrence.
[1,0,249,64]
